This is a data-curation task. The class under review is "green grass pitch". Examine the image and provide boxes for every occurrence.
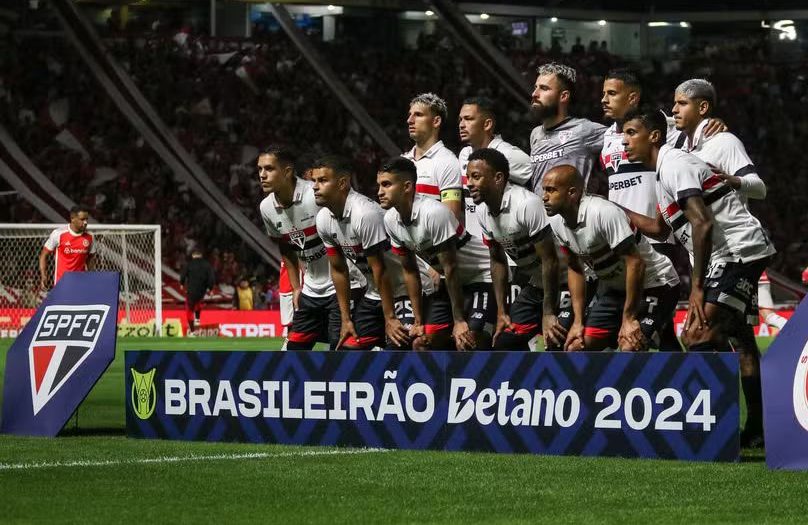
[4,337,808,524]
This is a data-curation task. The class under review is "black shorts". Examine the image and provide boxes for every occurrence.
[287,289,363,349]
[346,294,435,350]
[506,284,574,350]
[704,258,768,325]
[346,296,385,349]
[425,282,496,335]
[584,284,680,348]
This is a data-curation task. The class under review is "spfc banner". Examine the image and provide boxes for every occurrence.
[1,272,120,436]
[762,295,808,469]
[126,351,739,461]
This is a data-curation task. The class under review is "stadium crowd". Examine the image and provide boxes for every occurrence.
[1,18,806,301]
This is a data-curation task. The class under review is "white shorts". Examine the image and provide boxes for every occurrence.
[280,291,294,326]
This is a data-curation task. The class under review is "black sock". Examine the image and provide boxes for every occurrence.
[742,375,763,433]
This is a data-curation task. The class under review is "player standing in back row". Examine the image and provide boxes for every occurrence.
[39,205,96,291]
[528,63,606,195]
[403,93,464,224]
[671,78,780,445]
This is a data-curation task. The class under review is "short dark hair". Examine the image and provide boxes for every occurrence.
[69,205,90,217]
[380,157,418,184]
[467,148,510,180]
[311,155,354,178]
[605,67,643,93]
[622,106,668,144]
[462,96,497,129]
[259,145,297,170]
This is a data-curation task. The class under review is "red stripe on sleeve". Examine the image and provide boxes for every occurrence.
[702,175,722,190]
[391,245,408,256]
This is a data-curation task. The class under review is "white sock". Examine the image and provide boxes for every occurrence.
[765,312,788,330]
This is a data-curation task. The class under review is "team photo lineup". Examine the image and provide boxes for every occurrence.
[258,63,781,446]
[263,64,779,355]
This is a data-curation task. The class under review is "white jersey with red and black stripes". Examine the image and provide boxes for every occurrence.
[459,136,532,238]
[260,178,365,298]
[602,123,660,219]
[679,120,766,206]
[548,195,679,291]
[476,183,554,287]
[655,145,775,265]
[384,194,491,285]
[402,141,462,201]
[316,190,434,300]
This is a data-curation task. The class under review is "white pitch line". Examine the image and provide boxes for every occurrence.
[0,447,388,471]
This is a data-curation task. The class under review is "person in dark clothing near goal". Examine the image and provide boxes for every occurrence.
[180,249,216,334]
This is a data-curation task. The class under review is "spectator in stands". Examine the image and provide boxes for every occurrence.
[234,276,254,311]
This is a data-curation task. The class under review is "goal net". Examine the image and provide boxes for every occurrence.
[0,224,161,337]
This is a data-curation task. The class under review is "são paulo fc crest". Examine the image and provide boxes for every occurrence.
[792,340,808,431]
[1,272,119,437]
[558,130,573,144]
[288,229,307,250]
[28,304,110,415]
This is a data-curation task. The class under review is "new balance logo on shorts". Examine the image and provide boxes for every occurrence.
[28,305,110,415]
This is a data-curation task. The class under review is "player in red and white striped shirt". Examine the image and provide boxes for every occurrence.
[39,205,96,290]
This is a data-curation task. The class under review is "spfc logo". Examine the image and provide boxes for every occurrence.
[28,304,110,415]
[288,229,307,250]
[792,340,808,432]
[609,153,623,171]
[341,244,357,260]
[558,130,573,144]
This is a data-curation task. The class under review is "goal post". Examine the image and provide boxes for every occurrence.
[0,224,162,337]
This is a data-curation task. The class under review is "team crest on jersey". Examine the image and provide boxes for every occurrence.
[558,130,573,144]
[608,153,623,171]
[28,304,110,415]
[288,229,307,250]
[83,239,89,247]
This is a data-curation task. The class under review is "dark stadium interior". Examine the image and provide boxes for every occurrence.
[1,0,806,307]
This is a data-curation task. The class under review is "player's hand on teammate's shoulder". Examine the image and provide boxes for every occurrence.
[703,118,728,137]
